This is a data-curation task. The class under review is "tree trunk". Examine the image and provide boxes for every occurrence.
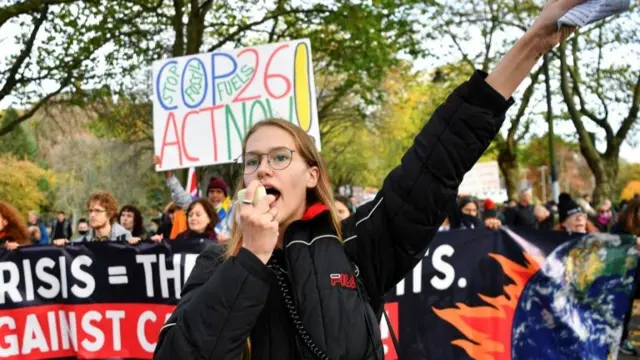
[590,153,619,206]
[497,145,519,202]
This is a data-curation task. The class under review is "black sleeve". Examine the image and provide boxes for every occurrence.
[343,70,512,303]
[66,222,73,239]
[154,245,273,360]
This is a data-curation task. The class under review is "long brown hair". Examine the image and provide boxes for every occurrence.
[0,201,29,244]
[620,198,640,236]
[224,119,342,259]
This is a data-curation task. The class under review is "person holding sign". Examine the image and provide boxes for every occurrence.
[154,1,590,359]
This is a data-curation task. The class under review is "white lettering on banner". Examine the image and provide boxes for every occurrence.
[0,256,96,305]
[412,260,423,293]
[136,254,158,297]
[81,311,104,352]
[22,314,49,354]
[36,258,60,299]
[59,311,78,351]
[393,244,458,296]
[71,255,95,298]
[105,311,125,351]
[137,311,157,352]
[23,259,34,301]
[60,256,68,299]
[159,254,181,299]
[395,279,405,296]
[47,312,59,351]
[0,262,21,304]
[0,316,18,357]
[430,245,456,290]
[137,254,199,299]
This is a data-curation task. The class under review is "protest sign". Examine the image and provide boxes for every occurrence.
[152,39,320,171]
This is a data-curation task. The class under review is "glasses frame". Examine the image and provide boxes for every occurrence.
[237,147,297,175]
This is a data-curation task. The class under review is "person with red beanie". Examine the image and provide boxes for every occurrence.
[152,156,234,242]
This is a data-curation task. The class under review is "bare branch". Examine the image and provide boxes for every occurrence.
[558,40,600,161]
[506,66,543,141]
[515,116,534,143]
[0,77,70,137]
[0,5,48,101]
[0,0,76,27]
[206,8,329,52]
[567,36,614,144]
[268,0,285,43]
[444,28,476,70]
[616,72,640,143]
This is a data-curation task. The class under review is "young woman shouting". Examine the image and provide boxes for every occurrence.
[155,1,584,358]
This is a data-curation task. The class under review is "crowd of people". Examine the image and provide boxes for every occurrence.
[0,171,362,253]
[439,188,639,237]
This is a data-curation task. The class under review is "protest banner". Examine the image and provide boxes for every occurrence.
[152,39,320,171]
[1,229,636,359]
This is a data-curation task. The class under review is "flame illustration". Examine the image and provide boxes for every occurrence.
[432,252,542,360]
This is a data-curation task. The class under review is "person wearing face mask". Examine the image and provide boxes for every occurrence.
[591,200,616,233]
[154,4,585,358]
[71,218,90,242]
[173,199,219,242]
[0,201,29,251]
[450,197,484,230]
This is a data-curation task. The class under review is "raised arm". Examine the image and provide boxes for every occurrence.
[152,156,192,210]
[344,0,586,305]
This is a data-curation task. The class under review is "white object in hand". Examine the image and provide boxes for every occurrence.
[237,186,267,205]
[558,0,630,28]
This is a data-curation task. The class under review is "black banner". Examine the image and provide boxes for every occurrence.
[0,239,213,359]
[1,229,637,359]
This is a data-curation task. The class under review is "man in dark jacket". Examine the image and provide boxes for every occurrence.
[51,210,73,241]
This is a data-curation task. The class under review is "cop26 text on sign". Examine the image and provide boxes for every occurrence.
[152,39,320,171]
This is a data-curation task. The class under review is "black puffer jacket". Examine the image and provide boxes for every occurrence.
[153,71,512,360]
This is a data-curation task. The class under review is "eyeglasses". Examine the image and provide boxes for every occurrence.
[88,208,106,215]
[238,147,296,175]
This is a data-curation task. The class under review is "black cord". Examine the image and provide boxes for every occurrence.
[269,257,331,360]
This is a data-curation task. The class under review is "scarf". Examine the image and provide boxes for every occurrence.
[596,212,612,226]
[216,197,233,221]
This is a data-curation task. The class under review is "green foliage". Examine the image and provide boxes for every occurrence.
[617,162,640,199]
[518,133,580,168]
[323,62,471,189]
[0,109,39,160]
[0,154,54,215]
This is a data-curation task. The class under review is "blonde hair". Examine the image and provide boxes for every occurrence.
[224,119,342,259]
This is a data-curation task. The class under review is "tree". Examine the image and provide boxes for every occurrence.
[0,154,54,215]
[518,134,595,200]
[71,0,433,187]
[557,11,640,205]
[0,108,38,160]
[617,161,640,199]
[620,180,640,201]
[0,1,165,136]
[48,135,167,221]
[427,0,545,201]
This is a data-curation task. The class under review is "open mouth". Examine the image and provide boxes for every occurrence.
[265,186,281,201]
